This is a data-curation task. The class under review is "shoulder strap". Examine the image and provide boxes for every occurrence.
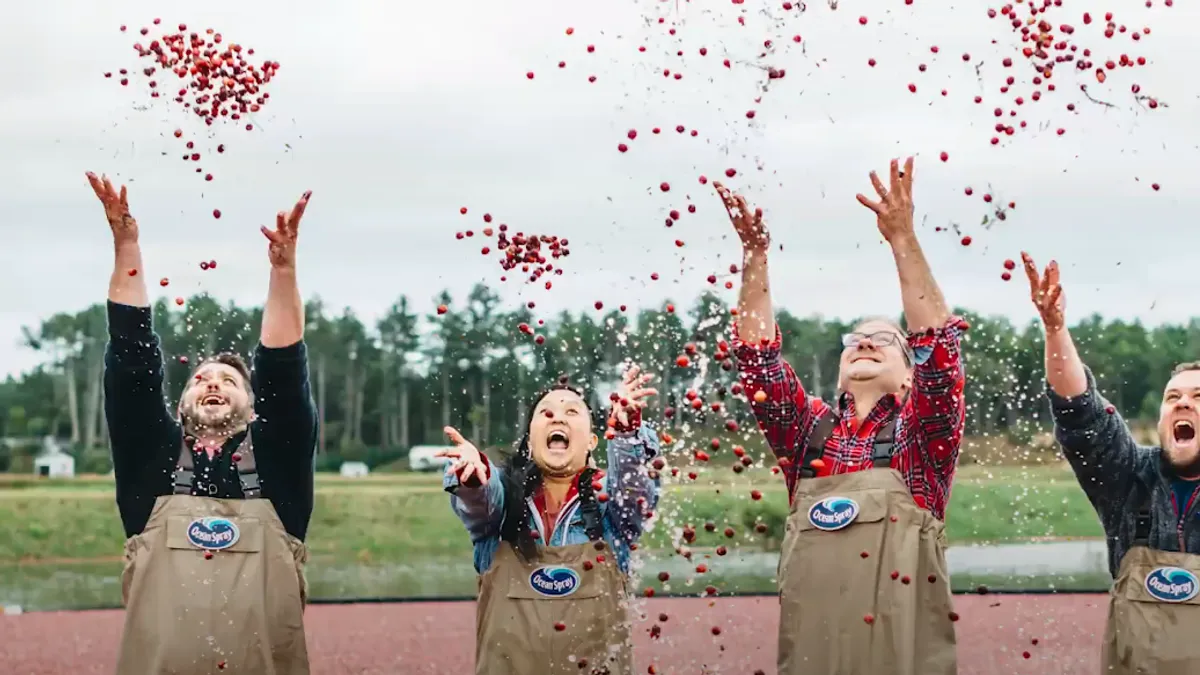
[577,466,604,542]
[1133,489,1153,546]
[799,410,838,479]
[871,417,898,466]
[173,433,261,499]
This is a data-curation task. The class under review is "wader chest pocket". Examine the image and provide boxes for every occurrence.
[1120,564,1200,606]
[508,565,603,601]
[793,490,890,533]
[166,515,264,553]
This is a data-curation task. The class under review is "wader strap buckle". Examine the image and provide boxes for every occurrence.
[799,410,838,479]
[1133,492,1153,546]
[172,432,262,499]
[798,411,900,478]
[870,418,898,465]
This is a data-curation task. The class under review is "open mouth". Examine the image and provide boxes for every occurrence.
[1173,421,1196,443]
[546,429,570,450]
[201,394,228,407]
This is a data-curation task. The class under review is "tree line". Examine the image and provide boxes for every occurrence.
[1,283,1193,473]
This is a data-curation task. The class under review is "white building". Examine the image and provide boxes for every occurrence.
[33,437,75,478]
[339,461,370,478]
[408,445,453,472]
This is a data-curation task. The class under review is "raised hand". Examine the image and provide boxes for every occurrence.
[1021,252,1066,333]
[855,156,915,243]
[436,426,488,487]
[713,182,769,253]
[86,172,138,245]
[260,191,312,269]
[609,364,657,432]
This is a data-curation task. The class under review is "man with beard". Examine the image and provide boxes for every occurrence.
[1023,251,1200,674]
[89,172,318,675]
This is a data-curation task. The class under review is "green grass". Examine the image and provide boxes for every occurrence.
[0,462,1109,610]
[0,463,1101,564]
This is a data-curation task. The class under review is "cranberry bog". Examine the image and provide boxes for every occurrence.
[3,593,1104,674]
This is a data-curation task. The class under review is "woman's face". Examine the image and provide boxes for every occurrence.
[528,389,597,477]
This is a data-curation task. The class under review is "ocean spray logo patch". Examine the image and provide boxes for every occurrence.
[807,497,860,531]
[186,517,240,551]
[1144,567,1199,603]
[529,566,581,597]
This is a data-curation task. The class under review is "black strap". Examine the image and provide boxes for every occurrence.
[577,466,604,542]
[1133,491,1152,546]
[799,411,899,479]
[173,433,261,499]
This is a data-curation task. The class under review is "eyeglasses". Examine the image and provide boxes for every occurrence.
[841,332,913,365]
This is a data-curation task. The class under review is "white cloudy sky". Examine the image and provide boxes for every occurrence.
[2,0,1197,377]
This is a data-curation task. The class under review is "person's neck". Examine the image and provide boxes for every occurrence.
[192,433,231,459]
[542,472,576,507]
[844,389,885,424]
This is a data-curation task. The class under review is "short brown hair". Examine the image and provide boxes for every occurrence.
[1173,361,1200,377]
[194,353,253,392]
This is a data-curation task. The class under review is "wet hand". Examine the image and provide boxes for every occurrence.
[609,364,657,432]
[856,157,915,243]
[437,426,487,487]
[1021,252,1066,333]
[261,190,311,269]
[86,172,137,245]
[714,182,769,253]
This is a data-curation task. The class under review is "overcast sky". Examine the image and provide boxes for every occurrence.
[2,0,1197,377]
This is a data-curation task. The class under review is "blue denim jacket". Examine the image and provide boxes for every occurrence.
[443,424,662,575]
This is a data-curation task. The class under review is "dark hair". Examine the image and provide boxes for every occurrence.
[500,382,604,561]
[193,353,253,393]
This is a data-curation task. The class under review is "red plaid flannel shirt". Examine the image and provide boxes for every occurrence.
[733,316,968,521]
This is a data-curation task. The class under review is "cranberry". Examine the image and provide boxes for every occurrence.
[660,182,670,192]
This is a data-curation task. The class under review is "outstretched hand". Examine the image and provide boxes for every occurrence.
[435,426,487,487]
[713,182,769,253]
[609,364,657,432]
[1021,252,1066,333]
[855,157,915,243]
[86,172,138,245]
[261,191,312,269]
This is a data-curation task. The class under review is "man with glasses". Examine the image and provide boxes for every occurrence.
[716,157,967,675]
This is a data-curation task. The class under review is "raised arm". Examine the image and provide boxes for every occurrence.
[251,192,318,539]
[1022,252,1139,512]
[856,157,966,466]
[440,427,506,542]
[259,191,311,349]
[90,174,176,457]
[715,183,817,493]
[601,366,663,545]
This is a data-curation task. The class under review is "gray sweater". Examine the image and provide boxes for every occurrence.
[1048,367,1200,577]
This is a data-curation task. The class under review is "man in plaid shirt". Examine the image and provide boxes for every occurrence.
[715,157,966,675]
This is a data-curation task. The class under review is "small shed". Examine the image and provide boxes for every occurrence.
[339,461,370,478]
[34,437,75,478]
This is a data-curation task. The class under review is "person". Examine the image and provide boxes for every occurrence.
[89,172,319,675]
[1023,252,1200,673]
[437,366,662,675]
[720,157,966,675]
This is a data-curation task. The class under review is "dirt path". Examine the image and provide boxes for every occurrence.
[2,594,1106,674]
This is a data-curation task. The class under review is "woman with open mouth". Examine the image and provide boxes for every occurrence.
[438,365,662,675]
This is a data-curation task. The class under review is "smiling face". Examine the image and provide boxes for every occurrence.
[837,319,913,398]
[527,389,597,477]
[1159,367,1200,477]
[178,359,253,438]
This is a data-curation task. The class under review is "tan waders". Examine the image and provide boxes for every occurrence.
[1102,500,1200,674]
[476,541,632,675]
[116,438,310,675]
[777,413,958,675]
